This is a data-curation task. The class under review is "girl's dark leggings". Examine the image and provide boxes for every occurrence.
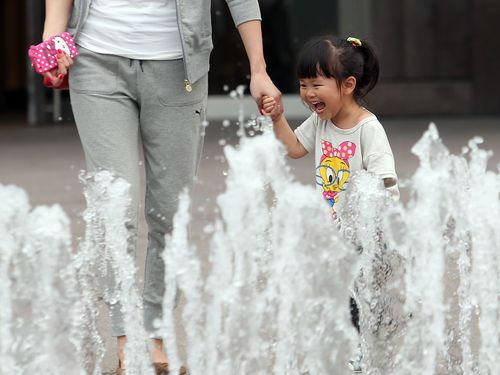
[350,296,360,334]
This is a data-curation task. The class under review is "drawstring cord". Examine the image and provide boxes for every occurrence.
[129,59,145,72]
[126,59,191,92]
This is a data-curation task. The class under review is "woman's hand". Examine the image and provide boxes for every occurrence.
[43,50,73,88]
[249,70,282,109]
[261,95,284,122]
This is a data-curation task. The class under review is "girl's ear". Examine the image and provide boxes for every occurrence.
[342,76,357,95]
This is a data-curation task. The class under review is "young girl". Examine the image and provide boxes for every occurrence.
[262,35,399,215]
[263,35,399,372]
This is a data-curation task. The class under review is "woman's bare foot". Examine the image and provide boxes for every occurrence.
[150,338,169,364]
[117,335,127,371]
[116,336,172,373]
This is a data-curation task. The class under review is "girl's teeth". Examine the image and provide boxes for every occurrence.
[315,102,326,111]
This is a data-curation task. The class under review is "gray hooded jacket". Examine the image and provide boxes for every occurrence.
[67,0,261,87]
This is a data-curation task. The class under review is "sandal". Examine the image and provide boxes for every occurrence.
[153,362,169,375]
[115,359,125,375]
[153,362,189,375]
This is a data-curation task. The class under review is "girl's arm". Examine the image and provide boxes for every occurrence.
[262,96,308,159]
[236,20,281,109]
[43,0,73,40]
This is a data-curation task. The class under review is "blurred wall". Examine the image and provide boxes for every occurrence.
[211,0,500,116]
[363,0,500,116]
[2,0,499,118]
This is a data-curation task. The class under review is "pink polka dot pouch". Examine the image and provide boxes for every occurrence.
[28,32,79,74]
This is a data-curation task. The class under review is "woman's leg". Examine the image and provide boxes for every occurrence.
[70,47,142,363]
[136,59,208,360]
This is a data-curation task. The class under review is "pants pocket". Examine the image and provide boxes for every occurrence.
[152,60,208,107]
[69,46,118,94]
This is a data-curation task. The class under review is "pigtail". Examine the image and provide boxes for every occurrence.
[356,40,380,99]
[341,36,380,100]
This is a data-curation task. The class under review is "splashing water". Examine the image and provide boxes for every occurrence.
[0,185,83,374]
[161,123,499,375]
[0,172,153,375]
[161,120,360,374]
[1,121,498,375]
[369,124,499,375]
[77,171,153,375]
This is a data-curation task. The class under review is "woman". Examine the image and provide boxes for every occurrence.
[42,0,281,373]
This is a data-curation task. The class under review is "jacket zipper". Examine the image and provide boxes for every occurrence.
[174,0,192,92]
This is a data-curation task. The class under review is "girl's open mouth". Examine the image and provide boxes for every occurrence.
[313,102,326,113]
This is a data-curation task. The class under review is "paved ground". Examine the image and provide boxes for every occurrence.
[1,112,499,373]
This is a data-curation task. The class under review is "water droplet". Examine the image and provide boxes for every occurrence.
[203,224,215,234]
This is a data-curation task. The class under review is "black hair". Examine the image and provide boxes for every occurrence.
[296,35,380,101]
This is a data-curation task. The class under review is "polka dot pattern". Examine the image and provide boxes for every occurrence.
[320,140,356,165]
[28,32,79,74]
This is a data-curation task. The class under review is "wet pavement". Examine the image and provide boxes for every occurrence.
[1,112,499,373]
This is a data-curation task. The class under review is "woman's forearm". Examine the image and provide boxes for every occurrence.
[236,20,266,74]
[236,19,281,106]
[43,0,73,40]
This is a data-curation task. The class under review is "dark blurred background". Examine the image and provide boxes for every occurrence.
[1,0,500,124]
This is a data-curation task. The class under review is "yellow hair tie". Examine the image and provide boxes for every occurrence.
[347,37,362,47]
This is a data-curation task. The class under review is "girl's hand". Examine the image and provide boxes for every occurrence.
[43,50,73,88]
[261,95,284,122]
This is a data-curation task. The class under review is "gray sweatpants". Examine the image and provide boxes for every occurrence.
[69,46,207,337]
